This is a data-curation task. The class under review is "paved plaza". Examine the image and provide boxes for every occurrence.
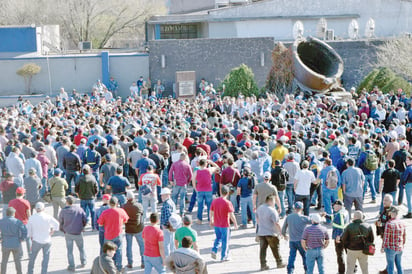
[2,190,412,274]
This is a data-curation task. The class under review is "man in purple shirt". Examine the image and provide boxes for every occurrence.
[169,153,193,215]
[301,213,329,274]
[59,196,87,271]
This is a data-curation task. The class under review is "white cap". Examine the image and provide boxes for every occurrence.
[169,213,182,230]
[263,171,271,179]
[400,141,407,149]
[126,190,135,200]
[160,188,171,195]
[310,213,322,224]
[35,202,45,211]
[339,146,348,154]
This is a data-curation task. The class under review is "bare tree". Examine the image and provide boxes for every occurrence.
[376,35,412,80]
[0,0,166,49]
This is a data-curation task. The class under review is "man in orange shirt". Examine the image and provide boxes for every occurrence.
[98,196,129,272]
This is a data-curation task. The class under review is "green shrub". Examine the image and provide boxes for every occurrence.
[221,64,259,97]
[382,77,412,95]
[371,67,396,89]
[357,68,379,92]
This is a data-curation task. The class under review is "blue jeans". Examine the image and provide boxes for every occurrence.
[40,177,47,197]
[163,228,175,257]
[287,241,307,274]
[172,185,187,215]
[240,196,255,225]
[125,232,144,266]
[405,183,412,213]
[229,193,239,213]
[374,166,382,192]
[322,187,338,218]
[278,190,286,217]
[385,248,403,274]
[285,184,295,214]
[105,236,123,271]
[65,233,86,268]
[65,171,79,195]
[306,247,324,274]
[99,230,105,254]
[27,241,51,274]
[212,227,230,260]
[188,189,197,212]
[197,191,213,221]
[80,199,95,229]
[380,191,397,213]
[113,193,126,207]
[363,174,376,200]
[144,256,165,274]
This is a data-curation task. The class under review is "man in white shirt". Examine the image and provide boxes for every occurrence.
[294,160,316,216]
[27,202,59,274]
[6,147,24,186]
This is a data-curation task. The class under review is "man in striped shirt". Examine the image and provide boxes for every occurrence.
[301,214,329,274]
[381,207,406,274]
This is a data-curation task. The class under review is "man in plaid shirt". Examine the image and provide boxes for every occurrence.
[381,207,406,274]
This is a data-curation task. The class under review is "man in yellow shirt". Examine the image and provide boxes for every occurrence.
[271,140,289,167]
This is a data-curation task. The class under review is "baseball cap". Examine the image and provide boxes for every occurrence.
[35,202,45,211]
[310,213,322,224]
[333,199,343,206]
[54,168,63,176]
[263,171,271,179]
[152,144,159,152]
[16,187,25,194]
[142,149,149,156]
[294,201,303,209]
[126,190,135,200]
[102,194,111,201]
[212,153,220,162]
[105,154,112,161]
[160,188,171,195]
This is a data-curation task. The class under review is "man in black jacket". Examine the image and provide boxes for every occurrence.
[341,210,374,274]
[63,144,82,196]
[75,165,98,230]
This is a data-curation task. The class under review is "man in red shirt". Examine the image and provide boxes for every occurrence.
[210,185,238,261]
[220,158,241,213]
[74,128,88,146]
[142,212,166,274]
[97,196,129,272]
[197,136,211,158]
[9,187,31,258]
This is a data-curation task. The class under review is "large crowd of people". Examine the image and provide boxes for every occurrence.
[0,79,409,274]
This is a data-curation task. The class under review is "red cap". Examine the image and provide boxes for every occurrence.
[359,122,364,127]
[16,187,25,194]
[253,126,259,132]
[102,194,111,200]
[245,141,251,148]
[161,108,167,113]
[329,134,336,140]
[152,144,159,152]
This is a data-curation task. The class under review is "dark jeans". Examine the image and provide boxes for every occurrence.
[343,195,363,218]
[2,247,22,274]
[65,170,79,195]
[335,240,345,274]
[295,194,310,216]
[310,183,322,207]
[287,241,307,274]
[259,235,282,267]
[80,199,95,229]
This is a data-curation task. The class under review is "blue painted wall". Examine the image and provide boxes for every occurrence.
[0,27,37,52]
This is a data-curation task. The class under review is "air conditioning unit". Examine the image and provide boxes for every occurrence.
[325,29,334,40]
[78,41,92,51]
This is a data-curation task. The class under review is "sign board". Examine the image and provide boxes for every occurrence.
[176,71,196,99]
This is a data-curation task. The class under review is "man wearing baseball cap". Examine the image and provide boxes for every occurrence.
[27,202,59,274]
[94,194,112,253]
[9,187,31,258]
[330,200,349,274]
[253,171,281,213]
[160,187,177,257]
[282,201,312,274]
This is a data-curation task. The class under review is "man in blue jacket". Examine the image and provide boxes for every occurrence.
[0,207,27,274]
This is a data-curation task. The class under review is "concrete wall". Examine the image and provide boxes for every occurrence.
[0,53,149,96]
[149,37,275,95]
[149,37,385,94]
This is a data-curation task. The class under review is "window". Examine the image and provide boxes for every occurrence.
[159,24,199,39]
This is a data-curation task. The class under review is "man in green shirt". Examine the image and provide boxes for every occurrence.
[49,168,68,219]
[174,215,199,252]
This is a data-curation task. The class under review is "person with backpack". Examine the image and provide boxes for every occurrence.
[237,167,257,228]
[357,143,377,203]
[319,159,341,223]
[271,160,289,218]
